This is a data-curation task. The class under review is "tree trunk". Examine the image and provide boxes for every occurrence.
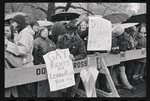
[47,3,55,21]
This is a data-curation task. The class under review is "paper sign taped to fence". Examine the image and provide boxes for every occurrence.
[43,49,75,91]
[87,16,112,51]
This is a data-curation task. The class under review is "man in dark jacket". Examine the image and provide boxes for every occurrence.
[57,21,87,61]
[56,20,87,97]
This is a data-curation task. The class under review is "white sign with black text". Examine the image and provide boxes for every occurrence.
[43,49,75,91]
[87,16,112,51]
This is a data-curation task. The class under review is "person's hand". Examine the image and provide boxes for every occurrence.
[69,54,75,61]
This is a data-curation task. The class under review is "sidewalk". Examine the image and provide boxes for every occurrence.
[117,82,146,97]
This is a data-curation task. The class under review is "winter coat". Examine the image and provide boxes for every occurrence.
[33,36,57,97]
[135,35,146,63]
[5,25,36,97]
[5,25,35,67]
[33,37,56,65]
[56,34,87,60]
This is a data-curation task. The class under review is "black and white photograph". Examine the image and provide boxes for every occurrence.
[4,3,146,98]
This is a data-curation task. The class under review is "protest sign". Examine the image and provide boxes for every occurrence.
[87,16,112,51]
[43,49,75,91]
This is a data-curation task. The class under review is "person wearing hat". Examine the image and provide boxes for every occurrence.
[5,15,39,97]
[110,26,136,91]
[56,20,87,97]
[57,21,87,61]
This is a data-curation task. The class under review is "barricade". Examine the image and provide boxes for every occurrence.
[5,49,146,97]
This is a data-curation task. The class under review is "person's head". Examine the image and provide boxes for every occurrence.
[5,24,14,40]
[29,21,39,33]
[38,27,49,39]
[11,15,26,31]
[138,26,146,37]
[112,26,125,39]
[78,20,88,31]
[51,22,66,43]
[65,21,78,40]
[125,26,137,37]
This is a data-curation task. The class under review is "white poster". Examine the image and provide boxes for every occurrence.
[87,16,112,51]
[43,49,75,91]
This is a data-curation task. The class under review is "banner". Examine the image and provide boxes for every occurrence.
[43,49,75,91]
[87,16,112,51]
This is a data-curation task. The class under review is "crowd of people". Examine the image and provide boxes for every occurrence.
[5,14,146,97]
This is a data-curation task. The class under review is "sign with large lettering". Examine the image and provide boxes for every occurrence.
[87,16,112,51]
[43,49,75,91]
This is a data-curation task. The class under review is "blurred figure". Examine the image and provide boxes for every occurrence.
[5,24,19,97]
[5,15,39,97]
[33,26,60,97]
[124,25,138,84]
[111,26,136,91]
[77,20,88,49]
[132,25,146,83]
[49,22,66,44]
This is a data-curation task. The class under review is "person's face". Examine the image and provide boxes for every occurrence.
[11,21,18,30]
[140,26,146,33]
[41,28,48,38]
[66,32,75,40]
[33,25,39,32]
[5,26,12,39]
[80,21,87,31]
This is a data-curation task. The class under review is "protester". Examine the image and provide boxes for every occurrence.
[77,20,88,49]
[57,21,87,61]
[56,21,87,96]
[5,24,19,97]
[132,25,146,83]
[49,22,66,44]
[124,25,138,84]
[5,15,39,97]
[5,24,14,43]
[33,26,61,97]
[111,26,136,91]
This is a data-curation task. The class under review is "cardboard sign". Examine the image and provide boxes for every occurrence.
[43,49,75,91]
[87,16,112,51]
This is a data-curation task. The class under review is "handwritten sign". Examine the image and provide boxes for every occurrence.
[87,16,112,51]
[43,49,75,91]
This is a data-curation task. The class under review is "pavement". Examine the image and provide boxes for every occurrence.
[117,81,146,97]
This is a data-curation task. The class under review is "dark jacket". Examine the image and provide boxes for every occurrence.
[135,35,146,63]
[33,37,56,65]
[56,34,87,60]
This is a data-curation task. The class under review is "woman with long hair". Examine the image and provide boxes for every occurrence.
[33,26,61,97]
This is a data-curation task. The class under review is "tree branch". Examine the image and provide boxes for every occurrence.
[19,4,26,12]
[16,4,22,10]
[64,3,72,12]
[70,5,94,15]
[55,6,66,11]
[10,3,16,12]
[26,3,47,14]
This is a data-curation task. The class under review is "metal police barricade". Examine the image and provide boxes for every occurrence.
[5,49,146,97]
